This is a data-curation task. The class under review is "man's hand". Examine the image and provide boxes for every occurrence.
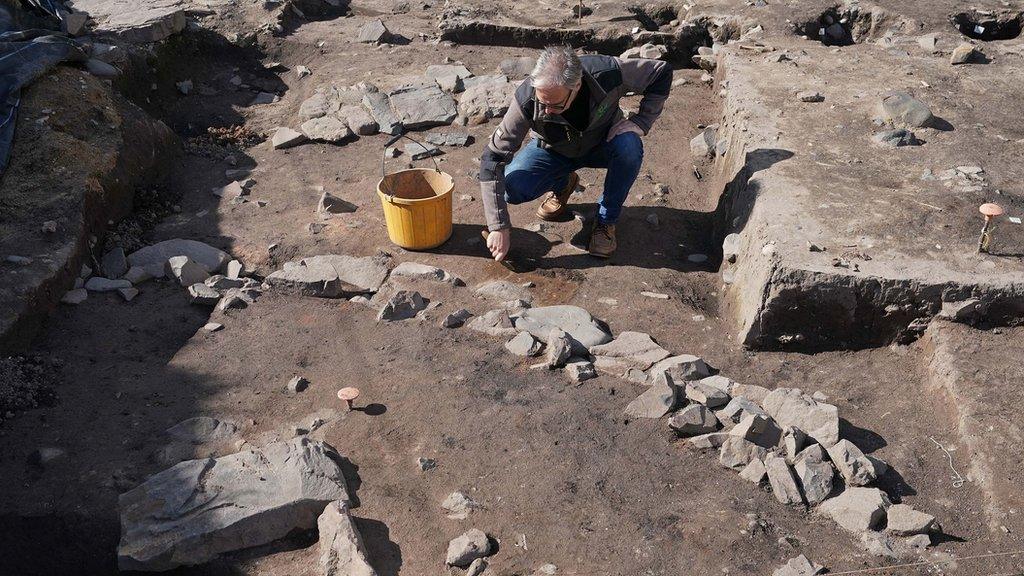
[606,118,644,142]
[487,229,511,261]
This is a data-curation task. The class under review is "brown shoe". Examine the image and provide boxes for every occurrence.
[536,172,580,221]
[588,221,617,258]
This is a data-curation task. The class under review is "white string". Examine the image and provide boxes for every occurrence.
[827,549,1024,575]
[929,436,966,488]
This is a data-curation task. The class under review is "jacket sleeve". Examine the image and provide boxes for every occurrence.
[616,57,672,135]
[479,82,532,231]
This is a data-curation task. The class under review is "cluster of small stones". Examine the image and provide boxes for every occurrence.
[61,239,260,313]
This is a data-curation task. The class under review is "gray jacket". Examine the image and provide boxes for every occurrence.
[479,55,672,231]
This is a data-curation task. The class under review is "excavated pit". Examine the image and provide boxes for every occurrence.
[950,11,1023,41]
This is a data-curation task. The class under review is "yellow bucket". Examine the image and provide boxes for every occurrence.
[376,167,454,250]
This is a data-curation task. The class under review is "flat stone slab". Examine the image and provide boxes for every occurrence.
[512,305,611,350]
[128,239,230,275]
[762,387,839,448]
[266,254,391,298]
[117,438,350,571]
[72,0,186,42]
[817,487,891,533]
[387,84,457,129]
[716,44,1024,350]
[589,331,671,373]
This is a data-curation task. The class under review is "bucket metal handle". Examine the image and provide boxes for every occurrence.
[380,133,442,203]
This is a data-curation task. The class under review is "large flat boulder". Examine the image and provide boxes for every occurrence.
[128,239,230,275]
[761,387,839,447]
[512,305,611,350]
[387,84,457,129]
[117,438,350,571]
[72,0,187,43]
[266,254,391,298]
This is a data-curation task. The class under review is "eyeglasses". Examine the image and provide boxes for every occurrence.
[539,86,577,113]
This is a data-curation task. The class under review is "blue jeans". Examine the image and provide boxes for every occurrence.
[504,133,644,224]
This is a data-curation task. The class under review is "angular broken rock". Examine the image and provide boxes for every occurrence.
[85,277,132,292]
[271,127,308,149]
[123,266,152,285]
[589,331,671,374]
[499,56,535,78]
[818,487,891,533]
[685,380,730,408]
[546,328,572,368]
[446,528,492,567]
[167,416,238,444]
[301,116,353,142]
[389,84,458,129]
[357,19,391,44]
[474,279,532,302]
[765,453,804,505]
[880,91,934,129]
[950,43,979,65]
[730,382,771,404]
[442,491,478,519]
[61,288,88,305]
[404,141,442,160]
[782,426,807,462]
[740,457,767,483]
[338,105,378,136]
[102,247,129,278]
[716,396,768,425]
[772,554,825,576]
[505,331,542,357]
[466,309,517,337]
[188,283,221,306]
[128,239,230,274]
[512,305,611,351]
[719,436,768,470]
[266,254,390,298]
[564,358,596,383]
[442,309,473,328]
[167,256,210,287]
[826,439,879,487]
[287,376,310,394]
[885,504,936,536]
[668,404,719,436]
[648,354,711,383]
[794,455,835,506]
[623,373,677,419]
[426,132,472,147]
[690,126,717,158]
[689,432,730,450]
[458,75,515,121]
[797,91,824,103]
[761,388,839,447]
[391,261,462,285]
[117,438,350,571]
[377,290,427,322]
[318,500,378,576]
[362,90,403,135]
[729,413,783,448]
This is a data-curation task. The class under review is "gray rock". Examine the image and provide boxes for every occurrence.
[28,447,66,467]
[950,43,979,65]
[102,247,128,278]
[86,58,119,78]
[938,298,982,323]
[505,331,542,357]
[424,64,473,81]
[872,129,920,147]
[623,373,677,419]
[474,280,532,302]
[685,380,730,408]
[317,191,357,215]
[794,455,835,506]
[765,454,804,505]
[512,305,611,351]
[416,457,437,471]
[167,256,210,287]
[730,383,771,404]
[648,354,711,382]
[715,396,768,425]
[458,75,515,121]
[287,376,310,394]
[188,283,221,306]
[361,90,403,135]
[301,116,352,142]
[546,328,572,368]
[797,91,824,103]
[318,500,377,576]
[783,426,807,462]
[719,436,768,470]
[123,266,152,285]
[467,558,488,576]
[442,491,478,519]
[338,105,378,136]
[690,126,717,158]
[226,260,245,279]
[885,504,936,536]
[425,132,472,147]
[404,141,442,160]
[266,254,391,297]
[376,290,427,322]
[880,91,934,129]
[827,439,879,486]
[271,127,308,149]
[442,309,473,328]
[298,88,344,121]
[446,528,492,567]
[466,308,517,337]
[589,331,671,374]
[817,487,891,533]
[76,0,186,43]
[203,322,223,332]
[564,358,596,383]
[118,287,139,302]
[128,239,230,274]
[61,288,88,304]
[499,56,536,78]
[762,388,839,447]
[772,555,825,576]
[205,276,245,291]
[218,288,256,311]
[85,277,132,292]
[390,261,462,285]
[117,438,350,571]
[668,404,719,436]
[689,432,730,449]
[251,92,280,105]
[357,19,391,43]
[917,34,939,52]
[722,233,741,263]
[167,417,238,444]
[729,413,782,448]
[739,458,767,483]
[388,84,457,129]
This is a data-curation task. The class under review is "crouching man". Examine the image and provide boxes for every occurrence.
[478,45,671,260]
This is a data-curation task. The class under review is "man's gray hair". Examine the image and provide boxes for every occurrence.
[531,46,583,89]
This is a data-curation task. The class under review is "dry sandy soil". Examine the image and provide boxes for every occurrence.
[1,0,1023,575]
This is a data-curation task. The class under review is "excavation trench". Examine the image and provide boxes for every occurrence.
[950,11,1024,41]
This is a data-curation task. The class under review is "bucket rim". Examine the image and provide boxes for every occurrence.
[376,167,455,205]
